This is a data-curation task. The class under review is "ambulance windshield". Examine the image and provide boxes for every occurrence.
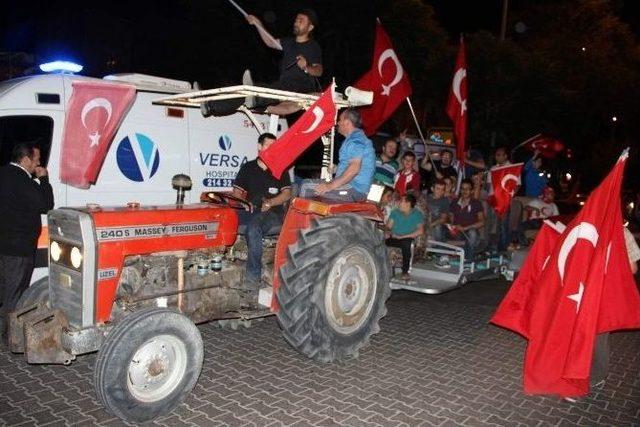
[0,116,53,166]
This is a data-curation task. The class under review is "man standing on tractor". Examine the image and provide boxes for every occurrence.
[232,133,292,287]
[300,108,375,201]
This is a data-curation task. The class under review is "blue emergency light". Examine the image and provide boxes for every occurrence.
[39,61,83,74]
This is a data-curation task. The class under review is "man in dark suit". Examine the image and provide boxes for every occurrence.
[0,142,54,339]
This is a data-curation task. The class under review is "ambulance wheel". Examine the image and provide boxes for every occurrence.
[17,277,50,309]
[94,308,203,423]
[276,214,391,362]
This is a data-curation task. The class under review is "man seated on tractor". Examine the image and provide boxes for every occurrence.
[447,179,485,261]
[385,193,425,280]
[232,133,292,288]
[299,108,375,201]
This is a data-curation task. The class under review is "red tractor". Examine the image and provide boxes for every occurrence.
[9,86,390,423]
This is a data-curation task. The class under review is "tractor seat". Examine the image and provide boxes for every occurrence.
[237,224,282,236]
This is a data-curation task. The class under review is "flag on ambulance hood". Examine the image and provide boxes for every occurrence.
[492,150,640,398]
[259,83,336,179]
[60,81,136,189]
[354,21,412,136]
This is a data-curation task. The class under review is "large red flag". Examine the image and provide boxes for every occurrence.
[446,37,468,165]
[493,151,640,398]
[60,81,136,189]
[259,84,336,179]
[488,163,523,217]
[353,21,412,136]
[491,220,566,339]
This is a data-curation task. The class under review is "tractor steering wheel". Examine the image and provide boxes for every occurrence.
[200,191,252,211]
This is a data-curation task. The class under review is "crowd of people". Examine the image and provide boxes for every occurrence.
[373,134,569,277]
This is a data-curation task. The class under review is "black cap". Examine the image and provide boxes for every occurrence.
[298,8,319,28]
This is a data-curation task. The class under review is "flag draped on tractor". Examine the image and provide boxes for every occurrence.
[60,81,136,189]
[491,151,640,398]
[259,84,336,179]
[354,21,412,136]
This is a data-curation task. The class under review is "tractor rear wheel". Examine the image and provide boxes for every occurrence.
[276,214,390,362]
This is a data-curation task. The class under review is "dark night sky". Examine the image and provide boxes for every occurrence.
[0,0,504,86]
[2,1,637,87]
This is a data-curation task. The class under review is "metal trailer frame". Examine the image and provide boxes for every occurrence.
[153,84,372,182]
[389,240,509,294]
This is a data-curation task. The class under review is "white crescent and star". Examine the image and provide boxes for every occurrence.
[452,67,467,115]
[80,97,113,147]
[567,282,585,312]
[377,49,404,96]
[301,106,324,134]
[557,222,599,286]
[500,174,520,196]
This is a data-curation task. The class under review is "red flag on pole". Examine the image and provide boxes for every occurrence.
[354,21,412,136]
[488,163,523,217]
[521,134,565,158]
[60,81,136,188]
[446,37,468,166]
[259,84,336,179]
[493,151,640,398]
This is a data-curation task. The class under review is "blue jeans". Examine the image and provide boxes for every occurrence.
[430,224,446,242]
[498,206,511,252]
[446,227,479,261]
[299,179,367,202]
[237,210,283,285]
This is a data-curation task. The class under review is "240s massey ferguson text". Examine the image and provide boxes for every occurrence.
[9,180,391,422]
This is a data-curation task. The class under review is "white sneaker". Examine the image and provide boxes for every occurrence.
[242,69,254,85]
[435,255,451,269]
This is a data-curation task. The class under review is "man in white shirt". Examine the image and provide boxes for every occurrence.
[517,186,559,245]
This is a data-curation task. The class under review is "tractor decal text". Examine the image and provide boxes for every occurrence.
[96,222,218,241]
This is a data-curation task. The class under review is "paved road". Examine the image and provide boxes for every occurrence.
[1,279,639,426]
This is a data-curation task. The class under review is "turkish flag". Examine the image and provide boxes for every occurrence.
[522,134,565,159]
[491,220,566,339]
[493,151,640,398]
[260,84,336,179]
[353,21,412,136]
[446,37,467,166]
[488,163,523,217]
[60,81,136,189]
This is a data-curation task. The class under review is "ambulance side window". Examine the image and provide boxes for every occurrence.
[0,116,53,166]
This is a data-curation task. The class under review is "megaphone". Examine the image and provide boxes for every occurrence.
[344,86,373,106]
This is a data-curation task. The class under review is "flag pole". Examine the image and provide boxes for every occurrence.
[406,97,438,171]
[511,133,542,157]
[321,80,337,182]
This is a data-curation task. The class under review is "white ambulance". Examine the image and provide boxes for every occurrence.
[0,72,286,280]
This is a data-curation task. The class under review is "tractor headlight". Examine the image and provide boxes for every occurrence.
[70,246,83,269]
[50,241,62,262]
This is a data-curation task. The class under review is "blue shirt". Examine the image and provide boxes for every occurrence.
[389,208,424,236]
[524,159,547,198]
[336,129,375,195]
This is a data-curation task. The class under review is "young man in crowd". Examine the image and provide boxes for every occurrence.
[516,186,559,246]
[386,193,425,280]
[394,151,421,197]
[373,138,399,187]
[425,179,450,242]
[447,179,485,261]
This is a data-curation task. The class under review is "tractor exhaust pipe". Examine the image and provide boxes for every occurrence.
[171,174,192,205]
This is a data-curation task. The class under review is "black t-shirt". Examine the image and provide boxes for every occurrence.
[278,37,322,93]
[233,160,291,215]
[420,160,458,191]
